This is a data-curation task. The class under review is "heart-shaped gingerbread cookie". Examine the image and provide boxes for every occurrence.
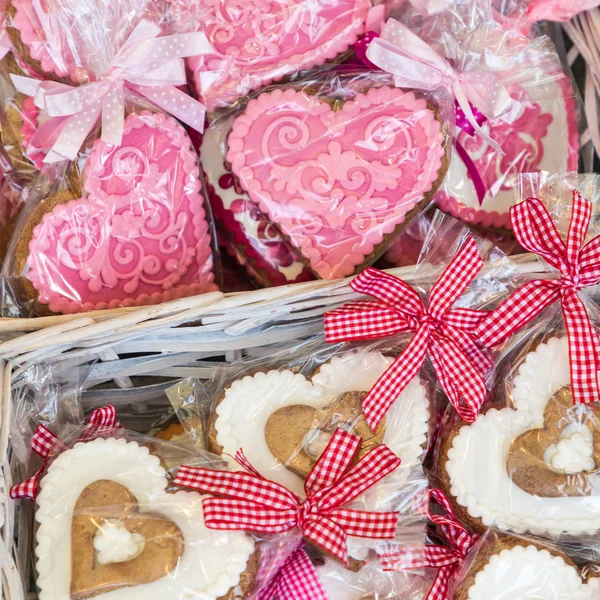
[507,387,600,498]
[209,349,429,503]
[175,0,370,110]
[443,336,600,536]
[457,538,600,600]
[227,86,447,279]
[22,112,217,314]
[36,437,256,600]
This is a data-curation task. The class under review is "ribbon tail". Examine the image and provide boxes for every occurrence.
[362,324,429,430]
[101,82,125,146]
[43,101,102,162]
[454,85,503,155]
[454,139,486,205]
[303,518,349,565]
[427,564,453,600]
[562,291,600,404]
[132,84,206,134]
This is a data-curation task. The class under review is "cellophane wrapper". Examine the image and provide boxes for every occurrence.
[395,0,581,231]
[12,363,303,600]
[207,68,452,281]
[435,174,600,551]
[165,0,386,111]
[201,335,431,567]
[448,528,600,599]
[0,103,220,317]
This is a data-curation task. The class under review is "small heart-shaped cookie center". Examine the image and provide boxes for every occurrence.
[507,388,600,497]
[264,391,386,480]
[71,480,184,600]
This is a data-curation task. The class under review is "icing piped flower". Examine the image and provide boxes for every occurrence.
[544,424,595,475]
[93,519,145,565]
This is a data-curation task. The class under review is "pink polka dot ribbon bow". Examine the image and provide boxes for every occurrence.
[10,406,121,500]
[378,489,475,600]
[324,237,493,429]
[365,19,519,154]
[10,19,212,163]
[174,429,401,567]
[475,192,600,406]
[256,546,329,600]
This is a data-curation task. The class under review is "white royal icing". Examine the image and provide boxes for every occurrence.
[467,545,599,600]
[215,349,429,497]
[445,337,600,535]
[94,519,145,565]
[544,424,595,475]
[36,438,255,600]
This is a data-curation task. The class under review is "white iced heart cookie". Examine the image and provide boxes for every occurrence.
[209,349,429,500]
[36,437,256,600]
[460,544,600,600]
[443,336,600,535]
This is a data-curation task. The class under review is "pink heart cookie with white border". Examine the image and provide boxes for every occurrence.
[227,86,447,280]
[180,0,370,110]
[26,111,217,314]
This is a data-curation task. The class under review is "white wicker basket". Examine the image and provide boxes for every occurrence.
[0,16,595,600]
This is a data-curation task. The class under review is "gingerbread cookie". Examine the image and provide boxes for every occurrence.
[201,128,313,287]
[36,437,257,600]
[1,92,45,183]
[168,0,371,110]
[16,111,217,314]
[227,86,448,280]
[455,537,600,600]
[442,336,600,536]
[209,349,429,511]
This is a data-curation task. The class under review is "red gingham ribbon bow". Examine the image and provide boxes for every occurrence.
[174,429,400,565]
[324,237,492,428]
[10,406,121,500]
[476,192,600,405]
[378,489,474,600]
[257,546,328,600]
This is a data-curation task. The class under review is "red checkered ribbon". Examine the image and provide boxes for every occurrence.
[10,406,121,500]
[257,546,329,600]
[174,429,400,565]
[378,489,474,600]
[475,192,600,405]
[324,237,492,427]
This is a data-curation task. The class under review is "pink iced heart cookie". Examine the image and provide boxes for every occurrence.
[227,86,447,280]
[26,112,217,314]
[201,129,313,287]
[181,0,370,110]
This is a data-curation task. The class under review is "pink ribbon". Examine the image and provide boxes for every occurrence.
[11,19,211,162]
[365,19,519,153]
[257,547,329,600]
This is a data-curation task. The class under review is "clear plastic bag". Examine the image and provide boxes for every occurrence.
[202,336,432,565]
[208,68,451,280]
[449,528,600,600]
[1,108,219,317]
[404,3,581,230]
[437,174,600,543]
[166,0,386,111]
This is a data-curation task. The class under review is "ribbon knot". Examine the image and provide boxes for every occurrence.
[325,237,492,428]
[476,191,600,405]
[174,429,400,566]
[11,19,213,163]
[10,406,121,500]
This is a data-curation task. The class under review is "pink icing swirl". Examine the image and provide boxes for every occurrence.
[228,86,445,280]
[179,0,370,109]
[27,111,216,314]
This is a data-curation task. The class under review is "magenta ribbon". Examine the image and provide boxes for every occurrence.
[11,19,212,162]
[454,101,488,206]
